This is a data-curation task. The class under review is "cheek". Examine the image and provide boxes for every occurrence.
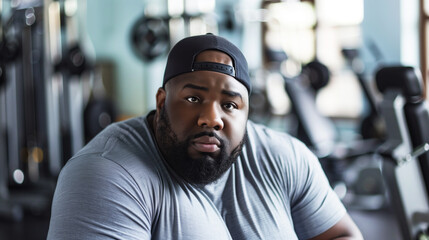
[225,115,247,147]
[165,100,197,135]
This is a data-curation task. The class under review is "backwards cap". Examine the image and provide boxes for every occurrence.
[163,33,251,93]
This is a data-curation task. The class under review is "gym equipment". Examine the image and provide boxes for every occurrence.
[5,4,48,186]
[54,43,88,76]
[0,0,94,224]
[130,0,218,63]
[130,16,170,61]
[283,62,384,207]
[249,47,288,123]
[46,0,94,167]
[375,66,429,240]
[301,59,331,91]
[83,61,117,143]
[376,66,429,194]
[83,97,116,142]
[284,74,338,159]
[0,1,56,222]
[342,48,385,140]
[45,0,65,176]
[221,6,236,32]
[0,32,20,87]
[284,63,381,158]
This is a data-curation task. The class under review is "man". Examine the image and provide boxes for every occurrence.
[48,33,363,239]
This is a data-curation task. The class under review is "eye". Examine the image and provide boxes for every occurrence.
[223,102,238,110]
[186,96,200,103]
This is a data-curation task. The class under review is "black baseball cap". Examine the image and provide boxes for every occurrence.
[163,33,251,93]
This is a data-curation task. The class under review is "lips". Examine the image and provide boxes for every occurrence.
[192,135,221,153]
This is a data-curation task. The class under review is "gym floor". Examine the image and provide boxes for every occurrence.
[0,207,401,240]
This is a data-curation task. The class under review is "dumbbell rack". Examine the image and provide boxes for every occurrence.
[0,0,92,223]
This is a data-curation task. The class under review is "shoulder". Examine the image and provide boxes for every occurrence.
[242,120,320,187]
[243,120,323,191]
[61,115,166,195]
[49,114,169,239]
[75,115,160,170]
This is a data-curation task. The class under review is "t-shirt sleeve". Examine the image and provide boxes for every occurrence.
[289,140,346,239]
[47,155,152,240]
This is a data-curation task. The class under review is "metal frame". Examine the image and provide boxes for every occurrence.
[378,90,429,239]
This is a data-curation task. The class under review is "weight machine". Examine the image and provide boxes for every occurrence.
[0,0,51,221]
[0,0,94,222]
[282,62,429,238]
[375,66,429,240]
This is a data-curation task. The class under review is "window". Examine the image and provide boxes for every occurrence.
[262,0,365,119]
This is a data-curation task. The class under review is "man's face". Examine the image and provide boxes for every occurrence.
[154,50,249,184]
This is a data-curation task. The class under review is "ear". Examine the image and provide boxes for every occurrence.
[155,87,166,112]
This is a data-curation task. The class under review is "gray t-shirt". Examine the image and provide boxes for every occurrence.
[47,113,346,240]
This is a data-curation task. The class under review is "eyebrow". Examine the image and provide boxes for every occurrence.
[183,83,208,91]
[221,90,242,100]
[182,83,243,100]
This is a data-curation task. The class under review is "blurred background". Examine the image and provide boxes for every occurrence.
[1,0,429,239]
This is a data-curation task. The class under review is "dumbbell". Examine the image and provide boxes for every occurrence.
[130,16,170,61]
[302,60,330,91]
[54,43,89,76]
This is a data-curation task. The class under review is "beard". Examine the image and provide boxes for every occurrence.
[155,107,246,185]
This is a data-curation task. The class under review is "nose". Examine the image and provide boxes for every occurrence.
[197,103,224,130]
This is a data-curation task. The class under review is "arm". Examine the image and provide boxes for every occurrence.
[286,139,363,240]
[309,213,363,240]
